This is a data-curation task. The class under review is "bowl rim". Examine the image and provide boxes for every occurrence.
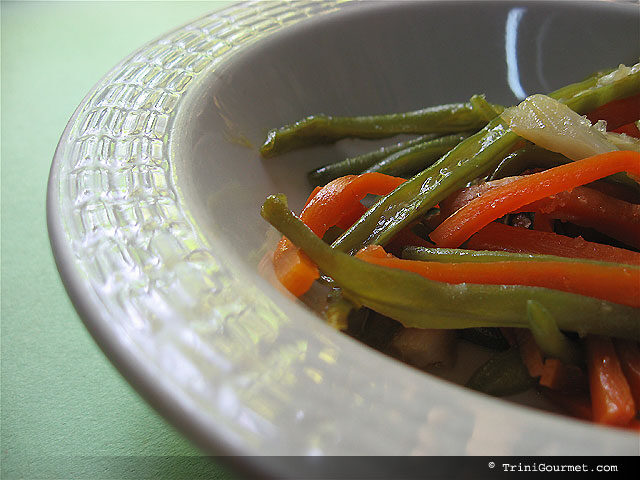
[47,0,640,471]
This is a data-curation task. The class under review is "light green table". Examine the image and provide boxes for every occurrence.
[1,2,240,478]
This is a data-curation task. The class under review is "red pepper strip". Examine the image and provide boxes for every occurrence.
[614,340,640,408]
[273,173,405,296]
[430,151,640,248]
[354,245,640,307]
[465,222,640,266]
[613,122,640,139]
[515,186,640,249]
[443,177,640,242]
[585,92,640,131]
[533,213,554,233]
[586,335,636,426]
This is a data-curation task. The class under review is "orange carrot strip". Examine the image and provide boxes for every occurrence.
[465,222,640,266]
[516,329,545,378]
[354,244,640,307]
[430,151,640,248]
[539,358,587,391]
[614,340,640,408]
[540,358,566,389]
[515,330,586,391]
[274,173,404,296]
[586,335,636,426]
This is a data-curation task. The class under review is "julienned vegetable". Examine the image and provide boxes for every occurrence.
[260,100,501,157]
[261,194,639,338]
[259,62,640,427]
[329,63,640,255]
[354,244,639,308]
[273,172,404,296]
[464,222,640,266]
[429,151,640,248]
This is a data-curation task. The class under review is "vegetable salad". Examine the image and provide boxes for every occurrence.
[260,63,640,429]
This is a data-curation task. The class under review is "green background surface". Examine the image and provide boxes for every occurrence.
[1,2,241,478]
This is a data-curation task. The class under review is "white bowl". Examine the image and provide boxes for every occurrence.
[48,0,640,473]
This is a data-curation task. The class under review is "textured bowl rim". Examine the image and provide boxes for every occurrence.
[47,0,639,472]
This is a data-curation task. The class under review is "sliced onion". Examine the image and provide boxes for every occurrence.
[500,93,619,160]
[604,131,640,152]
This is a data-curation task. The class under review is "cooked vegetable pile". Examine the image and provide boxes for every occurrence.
[260,63,640,429]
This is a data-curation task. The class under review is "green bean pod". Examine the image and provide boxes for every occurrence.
[260,102,495,157]
[307,134,437,187]
[489,145,639,192]
[526,300,583,366]
[332,118,518,253]
[331,66,640,254]
[469,94,505,121]
[488,145,569,180]
[261,194,639,339]
[401,246,639,268]
[363,132,472,177]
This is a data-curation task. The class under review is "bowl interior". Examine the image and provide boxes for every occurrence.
[169,0,639,452]
[175,0,638,264]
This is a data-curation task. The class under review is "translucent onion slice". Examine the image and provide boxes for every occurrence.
[500,94,620,160]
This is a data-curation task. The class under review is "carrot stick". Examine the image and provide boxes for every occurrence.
[614,339,640,408]
[540,358,571,390]
[273,173,404,296]
[355,244,640,307]
[429,151,640,248]
[465,222,640,266]
[516,329,545,378]
[586,335,636,426]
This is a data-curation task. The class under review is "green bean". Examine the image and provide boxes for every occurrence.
[488,145,569,180]
[260,102,496,157]
[363,132,472,177]
[401,246,639,268]
[559,66,640,115]
[549,68,615,102]
[332,117,518,253]
[331,66,640,254]
[526,300,583,366]
[466,348,536,396]
[308,134,437,186]
[261,194,639,339]
[489,145,640,193]
[469,94,504,121]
